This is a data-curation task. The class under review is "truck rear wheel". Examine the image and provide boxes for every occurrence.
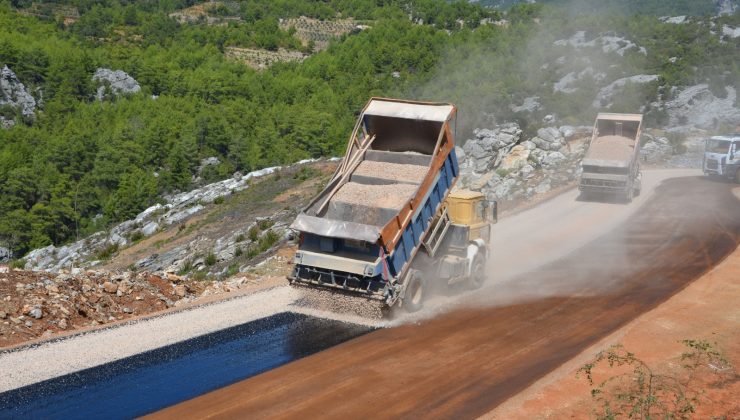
[403,270,424,313]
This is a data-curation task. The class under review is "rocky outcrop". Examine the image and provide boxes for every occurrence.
[0,247,11,263]
[0,65,37,128]
[554,31,647,56]
[664,85,740,130]
[92,68,141,100]
[716,0,737,15]
[24,160,322,272]
[457,123,591,204]
[593,75,660,108]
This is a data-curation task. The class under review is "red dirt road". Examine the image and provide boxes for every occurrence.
[151,176,740,419]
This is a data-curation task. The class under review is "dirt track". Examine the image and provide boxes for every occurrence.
[152,175,740,419]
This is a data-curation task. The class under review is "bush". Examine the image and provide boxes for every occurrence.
[9,259,26,269]
[666,132,688,155]
[257,218,274,230]
[205,252,217,266]
[578,340,734,419]
[178,259,194,275]
[96,243,119,260]
[213,196,225,205]
[248,225,260,242]
[129,231,144,243]
[234,246,243,257]
[235,233,246,242]
[496,168,511,178]
[293,166,320,181]
[225,263,239,277]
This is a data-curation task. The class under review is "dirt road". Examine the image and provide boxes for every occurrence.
[152,172,740,418]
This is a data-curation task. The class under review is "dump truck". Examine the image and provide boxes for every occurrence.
[579,113,644,202]
[703,134,740,183]
[288,98,496,312]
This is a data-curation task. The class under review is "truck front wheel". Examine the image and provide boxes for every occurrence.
[468,254,486,290]
[403,270,424,313]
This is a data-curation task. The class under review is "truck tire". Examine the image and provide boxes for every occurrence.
[624,187,633,203]
[735,169,740,184]
[403,270,424,313]
[468,254,486,290]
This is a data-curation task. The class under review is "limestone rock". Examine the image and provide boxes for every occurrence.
[92,68,141,100]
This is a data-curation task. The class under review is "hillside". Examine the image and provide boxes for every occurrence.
[1,0,740,261]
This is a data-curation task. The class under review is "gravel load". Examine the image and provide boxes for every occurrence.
[585,135,635,162]
[354,161,428,184]
[332,182,418,210]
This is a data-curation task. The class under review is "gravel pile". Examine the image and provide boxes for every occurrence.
[290,286,386,320]
[354,161,428,184]
[333,182,417,210]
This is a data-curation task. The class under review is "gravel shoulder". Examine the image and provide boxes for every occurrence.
[0,286,299,392]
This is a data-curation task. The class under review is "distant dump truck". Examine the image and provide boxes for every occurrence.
[703,134,740,183]
[289,98,496,312]
[579,113,644,202]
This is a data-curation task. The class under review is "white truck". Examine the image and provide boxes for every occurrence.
[703,135,740,183]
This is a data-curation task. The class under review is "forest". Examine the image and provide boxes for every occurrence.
[1,0,739,257]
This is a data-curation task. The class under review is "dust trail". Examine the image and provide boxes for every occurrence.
[392,170,731,325]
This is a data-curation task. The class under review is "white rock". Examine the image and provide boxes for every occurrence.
[537,127,562,143]
[593,75,660,108]
[543,151,567,167]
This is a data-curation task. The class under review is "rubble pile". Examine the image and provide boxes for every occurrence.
[0,269,204,347]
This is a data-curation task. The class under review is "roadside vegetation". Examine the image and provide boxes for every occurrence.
[578,340,737,419]
[0,0,738,258]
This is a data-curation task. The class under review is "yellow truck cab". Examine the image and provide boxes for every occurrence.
[445,189,495,244]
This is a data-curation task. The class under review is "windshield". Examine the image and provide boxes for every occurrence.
[706,139,731,154]
[582,165,629,175]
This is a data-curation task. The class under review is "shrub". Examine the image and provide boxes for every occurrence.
[234,246,243,257]
[205,252,217,266]
[213,196,225,205]
[96,243,119,260]
[248,225,260,241]
[666,132,687,155]
[225,263,239,277]
[496,168,511,178]
[257,218,274,230]
[578,340,734,419]
[129,231,144,243]
[178,259,194,275]
[9,259,26,269]
[235,233,246,242]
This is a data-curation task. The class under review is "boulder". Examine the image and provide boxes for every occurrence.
[543,151,567,167]
[499,145,530,172]
[103,281,118,294]
[537,127,562,144]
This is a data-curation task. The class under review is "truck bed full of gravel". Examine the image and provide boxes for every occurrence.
[332,182,418,210]
[353,161,428,184]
